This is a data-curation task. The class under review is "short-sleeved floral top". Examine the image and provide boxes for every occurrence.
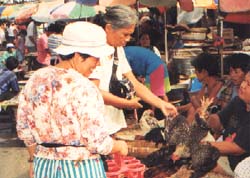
[16,66,113,160]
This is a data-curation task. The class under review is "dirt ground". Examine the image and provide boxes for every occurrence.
[0,131,29,178]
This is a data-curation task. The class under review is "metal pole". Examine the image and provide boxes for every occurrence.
[136,0,140,42]
[164,11,168,63]
[218,16,224,77]
[217,0,224,77]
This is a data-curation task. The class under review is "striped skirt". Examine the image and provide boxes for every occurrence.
[34,157,106,178]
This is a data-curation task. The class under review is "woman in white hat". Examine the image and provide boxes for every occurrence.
[0,43,17,67]
[16,22,128,178]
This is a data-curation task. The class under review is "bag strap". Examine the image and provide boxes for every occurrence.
[110,48,118,81]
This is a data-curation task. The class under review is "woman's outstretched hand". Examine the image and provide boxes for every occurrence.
[160,101,178,118]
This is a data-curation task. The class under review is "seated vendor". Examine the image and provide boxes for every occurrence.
[178,53,224,124]
[217,53,250,109]
[0,43,17,67]
[0,56,19,101]
[208,67,250,176]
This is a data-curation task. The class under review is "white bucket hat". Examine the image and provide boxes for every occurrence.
[54,21,114,58]
[6,43,15,48]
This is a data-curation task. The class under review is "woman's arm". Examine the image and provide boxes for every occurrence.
[210,141,246,156]
[207,113,224,135]
[90,78,142,109]
[124,71,177,117]
[101,89,142,109]
[27,144,36,162]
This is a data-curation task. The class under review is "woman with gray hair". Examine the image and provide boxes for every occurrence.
[91,5,177,134]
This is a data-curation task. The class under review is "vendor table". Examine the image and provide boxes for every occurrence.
[25,52,38,71]
[0,96,18,133]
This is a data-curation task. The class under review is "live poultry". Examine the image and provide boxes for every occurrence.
[144,97,220,178]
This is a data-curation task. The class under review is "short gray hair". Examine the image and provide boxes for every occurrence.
[103,5,138,29]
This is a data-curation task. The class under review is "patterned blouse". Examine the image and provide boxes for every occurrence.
[16,66,113,160]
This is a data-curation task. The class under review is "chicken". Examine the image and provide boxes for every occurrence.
[141,110,166,144]
[139,109,165,132]
[142,145,176,167]
[168,165,193,178]
[165,114,191,146]
[144,164,175,178]
[143,97,220,178]
[190,143,220,178]
[144,127,165,145]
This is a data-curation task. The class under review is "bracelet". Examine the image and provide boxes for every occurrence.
[27,158,34,163]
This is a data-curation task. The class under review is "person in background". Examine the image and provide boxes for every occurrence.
[137,32,161,57]
[125,46,171,119]
[16,21,127,178]
[208,68,250,176]
[217,53,250,109]
[138,15,162,49]
[25,20,40,53]
[179,53,223,124]
[33,27,52,70]
[6,22,17,43]
[0,22,7,49]
[0,43,17,67]
[14,30,27,64]
[125,46,171,102]
[47,21,66,65]
[92,5,177,134]
[0,56,19,101]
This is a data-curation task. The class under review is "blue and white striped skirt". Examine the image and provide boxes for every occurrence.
[33,157,107,178]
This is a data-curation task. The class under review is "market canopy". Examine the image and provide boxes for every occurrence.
[50,1,105,21]
[32,0,64,23]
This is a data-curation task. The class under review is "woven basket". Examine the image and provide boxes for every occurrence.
[127,140,163,158]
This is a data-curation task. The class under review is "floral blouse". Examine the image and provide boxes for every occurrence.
[16,66,113,160]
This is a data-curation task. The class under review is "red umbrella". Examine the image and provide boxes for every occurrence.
[220,0,250,13]
[224,12,250,24]
[15,4,38,24]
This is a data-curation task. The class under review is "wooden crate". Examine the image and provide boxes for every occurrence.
[127,140,163,158]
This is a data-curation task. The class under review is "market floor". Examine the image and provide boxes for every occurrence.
[0,130,29,178]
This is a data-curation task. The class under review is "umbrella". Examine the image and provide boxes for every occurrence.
[220,0,250,13]
[0,6,6,16]
[15,4,38,24]
[9,3,37,19]
[139,0,177,7]
[1,4,22,19]
[193,0,216,8]
[50,1,105,21]
[76,0,97,5]
[224,12,250,24]
[99,0,136,6]
[32,0,64,23]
